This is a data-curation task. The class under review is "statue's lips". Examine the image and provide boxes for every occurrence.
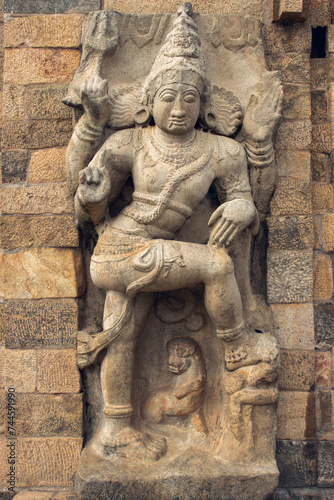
[168,120,186,127]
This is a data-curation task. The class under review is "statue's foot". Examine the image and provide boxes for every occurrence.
[224,331,279,372]
[90,424,167,461]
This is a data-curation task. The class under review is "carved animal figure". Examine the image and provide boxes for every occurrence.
[141,337,207,433]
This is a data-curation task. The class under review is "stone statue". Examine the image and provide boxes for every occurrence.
[65,3,282,498]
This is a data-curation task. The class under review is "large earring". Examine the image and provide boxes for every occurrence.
[203,108,218,130]
[134,106,151,126]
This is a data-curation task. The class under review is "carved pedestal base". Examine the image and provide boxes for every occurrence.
[76,446,279,500]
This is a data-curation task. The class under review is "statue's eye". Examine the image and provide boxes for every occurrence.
[161,94,175,102]
[184,94,196,103]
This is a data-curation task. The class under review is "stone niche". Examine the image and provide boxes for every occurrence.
[64,3,282,499]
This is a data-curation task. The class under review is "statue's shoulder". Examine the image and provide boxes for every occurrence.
[105,128,137,152]
[211,134,245,163]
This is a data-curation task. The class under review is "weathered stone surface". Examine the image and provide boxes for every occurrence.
[4,15,84,48]
[313,184,334,214]
[310,59,327,89]
[275,120,312,150]
[3,299,78,349]
[14,393,83,436]
[282,84,311,121]
[26,85,71,120]
[276,150,311,179]
[317,441,334,487]
[4,49,80,85]
[279,350,315,391]
[331,151,334,183]
[5,350,37,392]
[311,152,328,182]
[316,389,334,440]
[312,123,332,153]
[277,392,315,440]
[314,302,334,347]
[36,350,81,393]
[3,84,25,120]
[12,493,53,500]
[2,120,72,150]
[1,150,29,184]
[0,214,78,250]
[1,248,85,299]
[267,54,310,84]
[311,90,327,123]
[273,0,307,22]
[29,147,66,183]
[315,351,332,388]
[276,440,316,487]
[271,179,312,216]
[15,437,82,487]
[0,347,5,388]
[3,0,99,13]
[323,214,334,252]
[274,487,334,499]
[267,216,314,250]
[328,25,334,54]
[104,0,264,15]
[262,24,311,54]
[1,184,74,215]
[267,250,313,303]
[313,216,322,250]
[313,253,333,301]
[308,0,331,26]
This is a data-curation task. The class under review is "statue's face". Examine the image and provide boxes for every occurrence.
[152,83,201,135]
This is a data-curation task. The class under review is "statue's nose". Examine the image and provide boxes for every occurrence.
[171,100,186,117]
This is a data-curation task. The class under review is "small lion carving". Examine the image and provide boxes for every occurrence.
[141,337,207,433]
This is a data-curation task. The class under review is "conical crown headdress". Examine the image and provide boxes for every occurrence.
[142,2,210,104]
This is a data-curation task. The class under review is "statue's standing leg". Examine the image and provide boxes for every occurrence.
[92,291,167,459]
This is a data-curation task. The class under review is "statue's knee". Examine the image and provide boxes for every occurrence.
[213,252,234,279]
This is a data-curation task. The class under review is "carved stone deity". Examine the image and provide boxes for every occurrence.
[65,4,282,498]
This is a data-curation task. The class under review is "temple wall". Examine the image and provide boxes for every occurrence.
[0,0,333,498]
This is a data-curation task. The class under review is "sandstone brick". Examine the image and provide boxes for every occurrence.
[104,0,264,15]
[1,184,74,215]
[26,85,71,120]
[0,391,4,435]
[316,389,334,439]
[275,120,312,150]
[263,24,311,54]
[276,440,316,488]
[308,0,331,26]
[315,350,332,388]
[312,123,331,153]
[267,250,313,303]
[317,441,334,487]
[311,152,328,182]
[1,150,29,184]
[279,350,315,391]
[36,350,81,393]
[277,391,315,440]
[273,0,307,22]
[314,302,334,347]
[310,58,327,89]
[29,147,66,183]
[313,216,322,250]
[51,493,77,500]
[276,150,311,179]
[5,350,37,392]
[15,437,82,487]
[4,49,80,85]
[15,393,83,436]
[313,184,334,214]
[0,346,5,388]
[13,493,53,500]
[268,216,314,250]
[271,179,312,216]
[267,54,310,84]
[2,120,72,150]
[282,84,311,121]
[4,15,84,48]
[330,151,334,182]
[328,25,334,54]
[1,248,85,299]
[313,253,333,301]
[3,84,25,120]
[4,0,99,13]
[311,90,327,123]
[3,299,78,349]
[1,214,79,250]
[323,214,334,252]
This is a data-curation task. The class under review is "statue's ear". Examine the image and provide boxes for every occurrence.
[203,108,218,130]
[134,106,151,126]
